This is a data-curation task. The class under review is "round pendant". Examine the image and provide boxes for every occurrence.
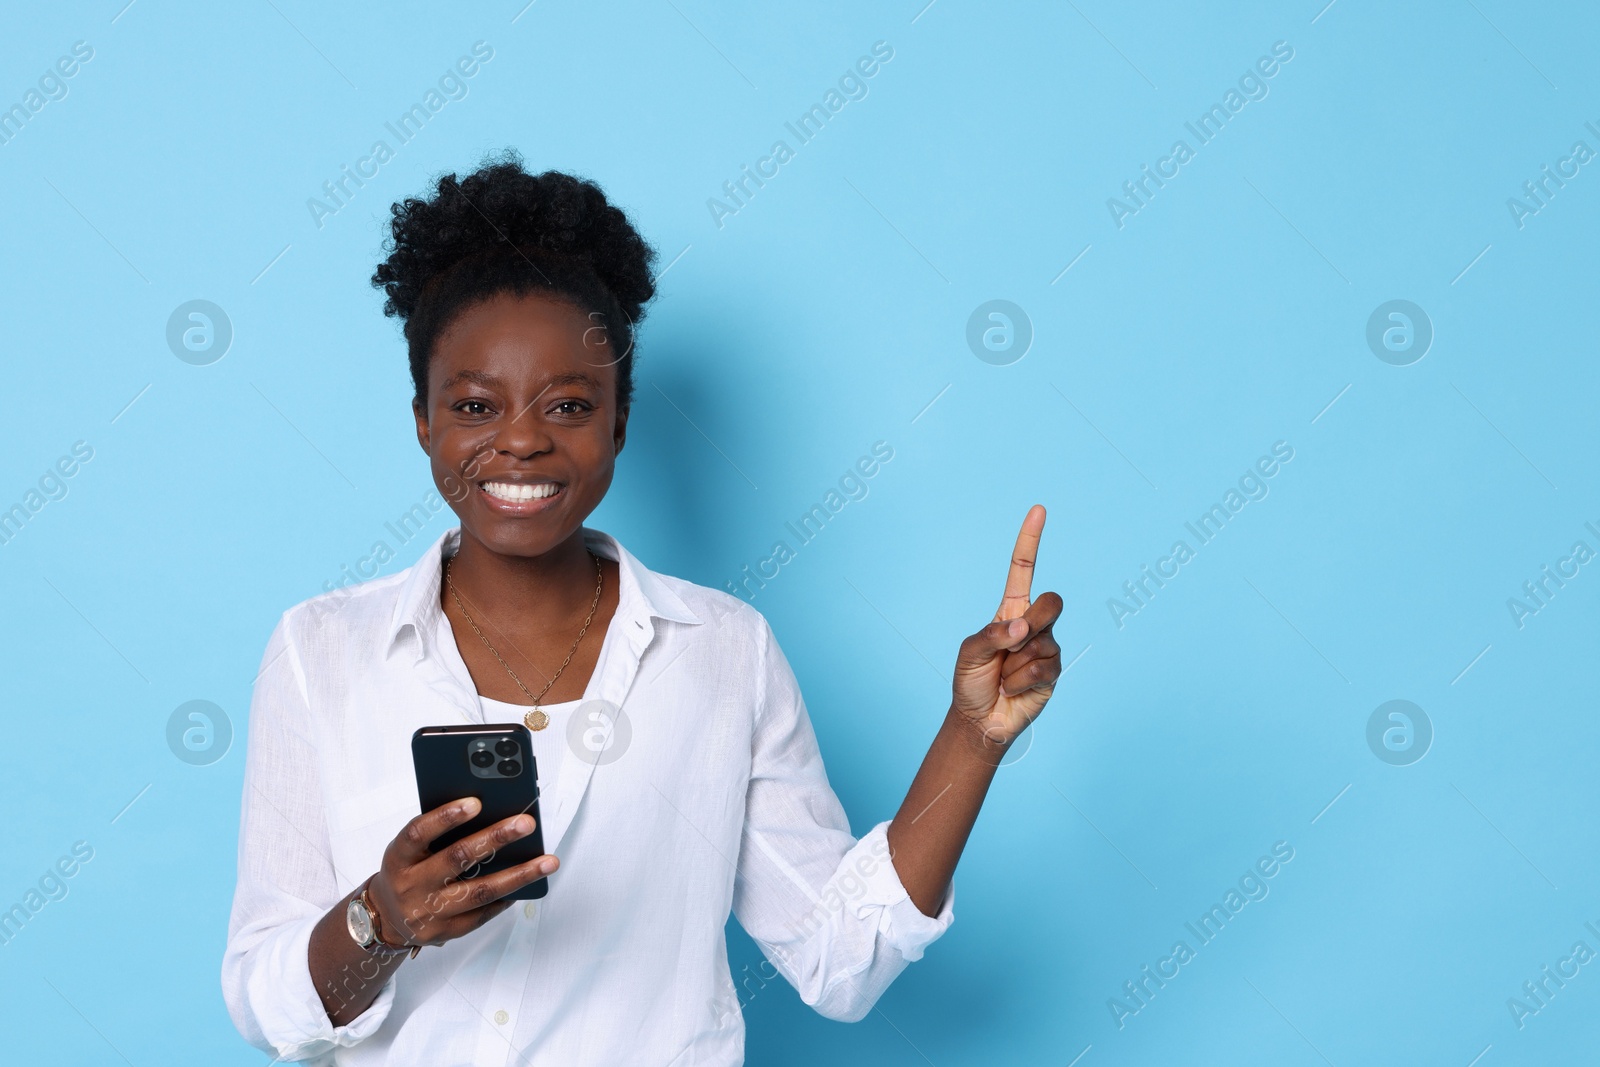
[524,708,549,732]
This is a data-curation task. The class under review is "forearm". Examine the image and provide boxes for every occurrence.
[885,705,1007,916]
[307,885,409,1027]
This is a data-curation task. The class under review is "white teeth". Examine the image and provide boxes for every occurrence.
[481,481,559,502]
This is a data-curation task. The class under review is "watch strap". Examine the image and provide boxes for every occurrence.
[358,878,421,959]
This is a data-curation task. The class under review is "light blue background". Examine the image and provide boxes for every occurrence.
[2,1,1597,1063]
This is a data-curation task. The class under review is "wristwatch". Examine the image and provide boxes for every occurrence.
[346,878,421,959]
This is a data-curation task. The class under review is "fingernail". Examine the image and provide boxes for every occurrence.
[460,798,481,816]
[538,858,557,875]
[1009,619,1027,637]
[516,815,534,833]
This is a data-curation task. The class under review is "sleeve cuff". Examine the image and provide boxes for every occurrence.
[845,820,955,962]
[249,913,398,1060]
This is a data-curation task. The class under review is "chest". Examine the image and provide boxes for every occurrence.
[311,617,760,890]
[444,575,621,706]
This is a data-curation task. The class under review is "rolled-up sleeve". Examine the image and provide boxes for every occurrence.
[731,616,955,1023]
[221,610,397,1062]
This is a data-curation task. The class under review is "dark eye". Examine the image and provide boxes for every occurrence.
[554,400,591,416]
[454,399,491,416]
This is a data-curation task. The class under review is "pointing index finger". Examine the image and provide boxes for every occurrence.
[996,504,1046,622]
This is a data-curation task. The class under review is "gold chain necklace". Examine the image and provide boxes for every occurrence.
[443,551,604,731]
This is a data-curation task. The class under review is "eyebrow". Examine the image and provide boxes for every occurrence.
[438,369,605,393]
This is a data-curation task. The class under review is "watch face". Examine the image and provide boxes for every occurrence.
[347,898,375,946]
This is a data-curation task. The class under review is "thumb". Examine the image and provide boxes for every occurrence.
[956,617,1030,671]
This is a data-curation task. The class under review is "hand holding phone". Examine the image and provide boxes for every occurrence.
[359,724,559,950]
[363,797,558,951]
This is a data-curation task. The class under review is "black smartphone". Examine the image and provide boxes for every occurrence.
[411,722,549,901]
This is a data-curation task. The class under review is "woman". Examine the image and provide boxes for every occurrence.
[222,150,1063,1065]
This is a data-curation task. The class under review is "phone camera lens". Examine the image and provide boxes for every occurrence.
[494,739,518,757]
[470,750,495,768]
[498,759,521,777]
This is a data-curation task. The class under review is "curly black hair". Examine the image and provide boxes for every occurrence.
[371,149,658,409]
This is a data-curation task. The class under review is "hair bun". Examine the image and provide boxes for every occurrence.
[374,148,657,325]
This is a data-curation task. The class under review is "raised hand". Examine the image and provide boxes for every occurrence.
[950,504,1064,747]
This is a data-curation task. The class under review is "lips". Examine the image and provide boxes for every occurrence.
[477,479,564,515]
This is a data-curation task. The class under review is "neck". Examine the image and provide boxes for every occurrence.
[444,526,598,631]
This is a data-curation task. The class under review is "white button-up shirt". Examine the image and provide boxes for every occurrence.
[222,526,954,1065]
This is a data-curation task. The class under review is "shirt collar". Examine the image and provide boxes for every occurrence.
[384,525,702,662]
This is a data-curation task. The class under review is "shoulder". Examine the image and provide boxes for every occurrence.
[273,567,413,652]
[642,573,799,714]
[637,564,790,680]
[656,573,773,643]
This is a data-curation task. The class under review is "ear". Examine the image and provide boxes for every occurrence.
[612,401,629,457]
[413,397,431,455]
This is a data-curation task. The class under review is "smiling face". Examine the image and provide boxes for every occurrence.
[414,291,628,559]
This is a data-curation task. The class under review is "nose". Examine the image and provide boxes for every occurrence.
[493,397,554,459]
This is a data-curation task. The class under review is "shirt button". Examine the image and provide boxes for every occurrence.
[494,1010,510,1025]
[523,902,537,919]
